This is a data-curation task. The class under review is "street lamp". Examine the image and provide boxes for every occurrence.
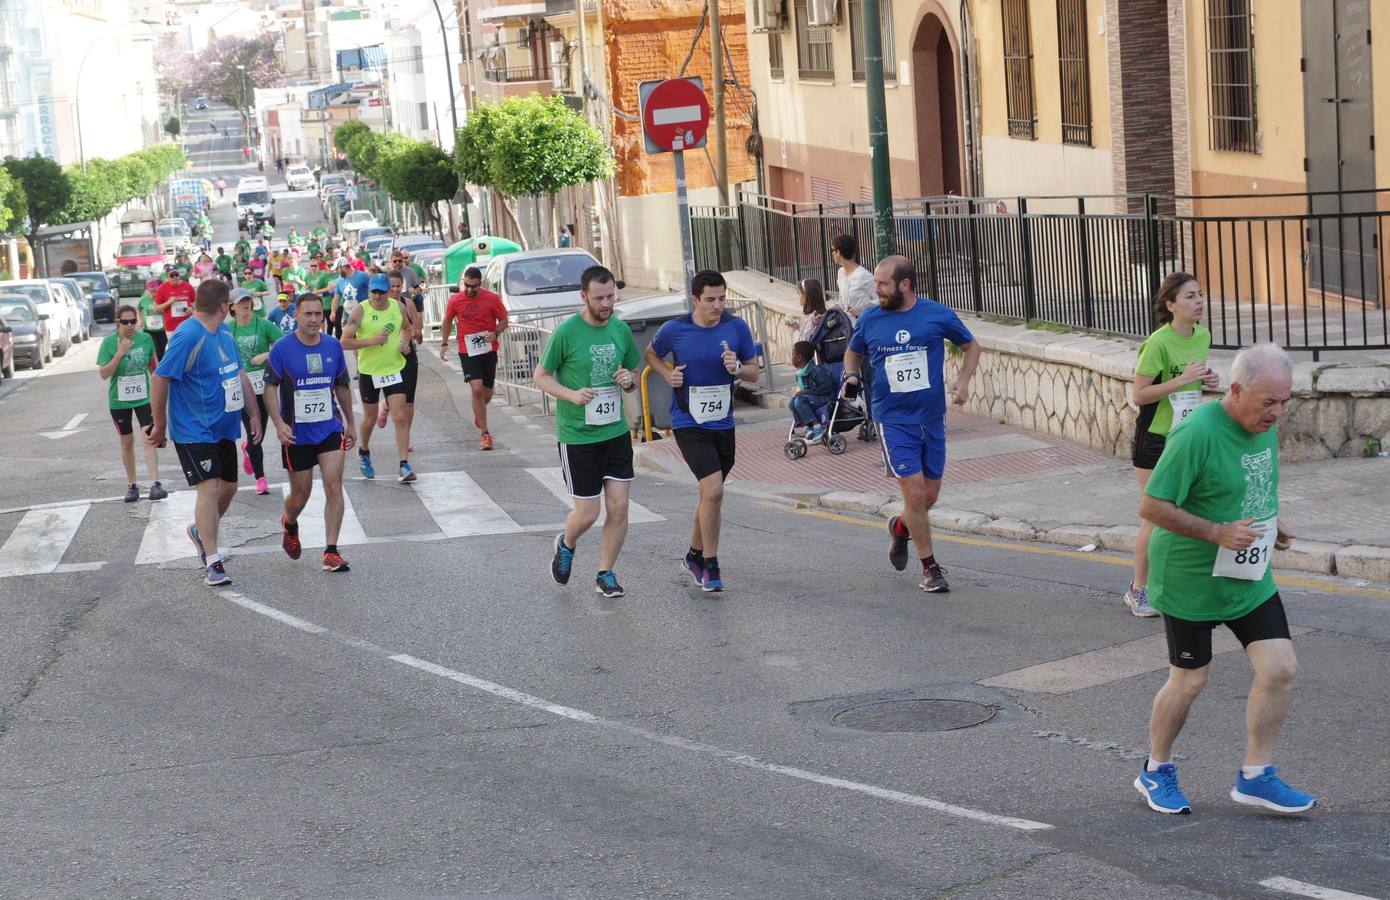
[74,38,103,171]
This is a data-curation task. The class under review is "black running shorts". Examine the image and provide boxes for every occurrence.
[674,427,736,481]
[1161,593,1291,669]
[283,431,345,472]
[1132,428,1167,470]
[359,370,408,406]
[175,439,238,486]
[110,404,153,436]
[460,350,498,389]
[558,433,634,499]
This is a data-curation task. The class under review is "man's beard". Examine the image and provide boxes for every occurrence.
[879,287,908,310]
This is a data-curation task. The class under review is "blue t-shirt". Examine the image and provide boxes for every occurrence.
[849,299,974,425]
[154,319,244,444]
[650,313,756,431]
[268,305,297,334]
[264,332,351,445]
[334,272,370,309]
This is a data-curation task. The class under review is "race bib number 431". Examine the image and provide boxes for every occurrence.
[585,386,621,426]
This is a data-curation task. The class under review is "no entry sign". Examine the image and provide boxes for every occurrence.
[639,77,710,154]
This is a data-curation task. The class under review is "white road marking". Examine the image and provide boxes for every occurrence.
[54,562,106,574]
[1258,876,1381,900]
[206,584,1054,833]
[411,470,522,537]
[281,481,369,548]
[136,490,199,564]
[63,413,88,431]
[980,627,1312,694]
[0,504,91,578]
[525,467,665,524]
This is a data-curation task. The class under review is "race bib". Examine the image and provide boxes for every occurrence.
[146,313,164,330]
[372,371,403,389]
[884,350,930,393]
[248,370,265,395]
[344,298,359,313]
[222,376,244,413]
[296,387,333,423]
[689,384,731,424]
[465,331,492,357]
[585,385,621,426]
[1212,517,1277,581]
[1169,390,1203,428]
[172,301,189,317]
[116,374,148,403]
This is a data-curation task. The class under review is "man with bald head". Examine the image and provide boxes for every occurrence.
[840,254,980,593]
[1133,342,1315,817]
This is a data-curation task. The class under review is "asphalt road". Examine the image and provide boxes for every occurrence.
[0,112,1387,900]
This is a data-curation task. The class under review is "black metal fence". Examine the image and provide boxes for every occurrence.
[691,191,1390,353]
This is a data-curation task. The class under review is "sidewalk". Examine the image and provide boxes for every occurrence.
[633,380,1390,585]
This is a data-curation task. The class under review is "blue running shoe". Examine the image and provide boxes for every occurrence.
[701,561,723,593]
[398,461,416,483]
[551,533,574,585]
[595,570,625,598]
[358,451,375,480]
[187,523,206,567]
[203,561,231,587]
[682,555,704,586]
[1134,760,1192,814]
[1230,766,1316,813]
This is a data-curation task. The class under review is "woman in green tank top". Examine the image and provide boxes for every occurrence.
[1124,272,1221,617]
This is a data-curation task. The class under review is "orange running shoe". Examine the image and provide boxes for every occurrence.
[322,549,350,572]
[281,515,301,560]
[481,432,493,451]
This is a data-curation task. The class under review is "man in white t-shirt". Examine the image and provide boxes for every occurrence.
[832,233,877,316]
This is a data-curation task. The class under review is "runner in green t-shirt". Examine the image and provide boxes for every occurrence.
[136,279,168,359]
[97,303,166,502]
[1124,273,1222,618]
[238,266,271,318]
[235,238,251,255]
[1133,342,1313,817]
[281,261,308,292]
[534,264,641,599]
[306,239,321,257]
[313,224,328,241]
[215,248,234,279]
[229,289,282,493]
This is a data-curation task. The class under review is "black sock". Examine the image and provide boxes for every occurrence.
[284,519,299,535]
[326,544,338,554]
[687,546,704,563]
[921,555,937,570]
[358,448,369,457]
[704,555,719,569]
[399,460,408,468]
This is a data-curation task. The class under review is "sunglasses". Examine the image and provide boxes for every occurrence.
[117,318,138,325]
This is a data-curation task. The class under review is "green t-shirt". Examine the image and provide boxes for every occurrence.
[1146,401,1280,622]
[282,266,308,288]
[230,317,281,372]
[538,313,641,445]
[313,227,328,240]
[98,330,157,410]
[138,291,159,331]
[215,254,233,274]
[1135,323,1212,437]
[235,239,250,254]
[307,240,321,256]
[313,271,335,291]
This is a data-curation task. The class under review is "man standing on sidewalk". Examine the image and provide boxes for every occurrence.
[147,279,260,587]
[1133,342,1315,816]
[440,266,508,451]
[841,255,979,593]
[643,270,758,593]
[534,265,641,599]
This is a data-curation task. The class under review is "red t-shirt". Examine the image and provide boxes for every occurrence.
[154,280,197,333]
[445,290,507,354]
[349,257,367,272]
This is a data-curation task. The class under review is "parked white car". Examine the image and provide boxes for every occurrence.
[0,279,75,356]
[285,164,315,191]
[480,248,612,313]
[340,210,378,240]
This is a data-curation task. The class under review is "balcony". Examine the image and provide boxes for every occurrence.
[479,65,554,101]
[482,65,551,83]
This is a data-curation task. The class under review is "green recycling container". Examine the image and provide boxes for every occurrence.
[444,235,523,286]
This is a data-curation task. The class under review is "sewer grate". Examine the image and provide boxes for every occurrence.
[831,699,997,733]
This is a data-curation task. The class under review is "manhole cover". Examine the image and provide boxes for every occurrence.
[831,699,996,733]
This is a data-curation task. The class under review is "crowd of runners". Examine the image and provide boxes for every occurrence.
[97,218,1315,817]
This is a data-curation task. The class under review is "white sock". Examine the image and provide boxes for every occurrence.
[1241,764,1269,780]
[206,553,222,567]
[1146,758,1169,772]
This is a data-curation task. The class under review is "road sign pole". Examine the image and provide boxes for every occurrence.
[673,136,696,312]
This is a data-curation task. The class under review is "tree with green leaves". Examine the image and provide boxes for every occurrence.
[379,139,458,238]
[0,165,23,235]
[455,95,612,248]
[164,116,181,138]
[333,121,370,156]
[3,155,72,264]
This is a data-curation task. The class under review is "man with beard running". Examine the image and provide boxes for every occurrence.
[440,266,508,450]
[841,255,980,593]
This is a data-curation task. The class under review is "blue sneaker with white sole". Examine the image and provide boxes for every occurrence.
[1134,760,1192,814]
[358,451,375,480]
[682,555,704,586]
[1230,766,1316,813]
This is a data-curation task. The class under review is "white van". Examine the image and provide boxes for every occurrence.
[285,164,315,191]
[235,177,275,227]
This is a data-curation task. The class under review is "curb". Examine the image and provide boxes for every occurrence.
[634,444,1390,584]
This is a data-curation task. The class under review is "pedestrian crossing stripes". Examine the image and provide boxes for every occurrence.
[0,467,666,578]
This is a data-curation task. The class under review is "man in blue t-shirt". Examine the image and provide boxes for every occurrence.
[644,270,759,594]
[843,255,980,594]
[148,279,260,588]
[268,292,297,334]
[263,293,357,573]
[329,259,369,340]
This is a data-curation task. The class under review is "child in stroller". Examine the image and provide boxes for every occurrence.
[784,341,868,458]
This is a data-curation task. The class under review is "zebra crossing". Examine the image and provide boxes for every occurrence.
[0,468,665,578]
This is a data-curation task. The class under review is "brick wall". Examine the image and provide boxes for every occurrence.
[1105,0,1177,212]
[606,0,757,197]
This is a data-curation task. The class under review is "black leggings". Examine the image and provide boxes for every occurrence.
[146,329,168,360]
[241,393,269,478]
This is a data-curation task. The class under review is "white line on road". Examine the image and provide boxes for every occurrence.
[0,504,91,578]
[1258,876,1382,900]
[62,413,88,431]
[206,586,1053,833]
[411,470,523,537]
[136,490,199,564]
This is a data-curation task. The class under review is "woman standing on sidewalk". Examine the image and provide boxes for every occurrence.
[1125,272,1221,617]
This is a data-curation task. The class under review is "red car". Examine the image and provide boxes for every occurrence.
[113,235,166,298]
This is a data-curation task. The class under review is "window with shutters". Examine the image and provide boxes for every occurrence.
[795,0,835,79]
[810,176,843,203]
[848,0,896,81]
[769,32,784,80]
[1001,0,1037,139]
[1205,0,1258,153]
[1056,0,1091,146]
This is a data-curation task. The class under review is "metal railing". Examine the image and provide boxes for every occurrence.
[482,65,551,83]
[692,190,1390,354]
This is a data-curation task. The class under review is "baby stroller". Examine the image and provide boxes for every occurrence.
[784,387,869,459]
[811,307,876,439]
